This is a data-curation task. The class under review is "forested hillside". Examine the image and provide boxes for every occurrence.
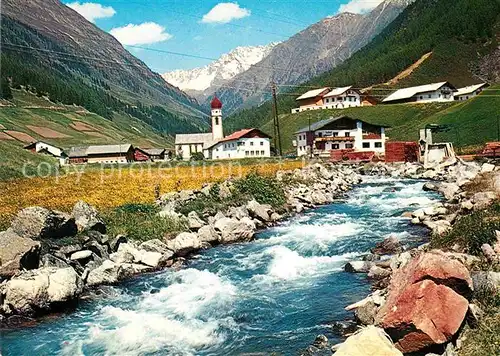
[0,0,208,135]
[226,0,500,133]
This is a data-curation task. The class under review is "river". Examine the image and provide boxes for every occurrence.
[0,177,440,355]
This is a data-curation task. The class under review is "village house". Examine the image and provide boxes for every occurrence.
[454,83,489,101]
[24,141,67,165]
[294,115,388,158]
[68,144,134,164]
[382,82,456,104]
[175,97,271,160]
[291,86,371,113]
[133,147,166,162]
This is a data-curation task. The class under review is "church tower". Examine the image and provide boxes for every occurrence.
[211,96,224,140]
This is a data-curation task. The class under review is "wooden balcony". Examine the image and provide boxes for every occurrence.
[315,136,355,142]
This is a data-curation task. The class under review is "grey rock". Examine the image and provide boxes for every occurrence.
[70,250,93,261]
[246,200,271,222]
[344,261,373,273]
[187,211,205,230]
[139,239,171,254]
[110,234,127,252]
[214,217,255,243]
[0,229,40,278]
[481,244,498,263]
[197,225,219,244]
[354,300,378,325]
[10,207,77,240]
[72,201,106,233]
[86,260,131,286]
[59,243,83,256]
[371,235,403,255]
[85,241,109,259]
[467,303,484,328]
[367,265,391,280]
[165,232,201,257]
[41,254,69,269]
[1,267,83,315]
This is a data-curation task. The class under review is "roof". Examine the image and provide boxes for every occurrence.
[455,83,488,97]
[86,144,133,155]
[68,146,88,158]
[23,141,62,150]
[323,86,353,98]
[295,115,389,134]
[296,87,330,101]
[211,96,222,109]
[204,128,271,149]
[140,148,166,156]
[382,82,456,103]
[175,133,213,145]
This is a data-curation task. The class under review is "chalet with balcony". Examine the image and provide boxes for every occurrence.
[292,86,369,113]
[294,115,388,158]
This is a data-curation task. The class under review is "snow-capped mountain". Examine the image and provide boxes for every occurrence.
[162,43,277,95]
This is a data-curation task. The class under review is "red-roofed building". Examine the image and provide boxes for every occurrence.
[205,128,271,160]
[175,96,272,160]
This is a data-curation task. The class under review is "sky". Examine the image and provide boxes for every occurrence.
[65,0,386,73]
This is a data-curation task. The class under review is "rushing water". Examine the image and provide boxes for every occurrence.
[1,177,440,356]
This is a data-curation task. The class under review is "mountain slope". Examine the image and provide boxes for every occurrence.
[0,0,207,134]
[162,43,277,100]
[226,0,500,134]
[214,0,415,113]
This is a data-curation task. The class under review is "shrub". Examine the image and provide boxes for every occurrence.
[432,202,500,255]
[234,172,286,208]
[190,152,205,161]
[103,203,187,242]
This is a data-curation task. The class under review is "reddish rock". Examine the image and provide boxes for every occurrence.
[376,252,473,353]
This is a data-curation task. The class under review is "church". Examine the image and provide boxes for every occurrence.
[175,97,272,160]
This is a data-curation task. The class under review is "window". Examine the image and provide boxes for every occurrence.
[256,151,259,156]
[261,150,265,155]
[363,142,370,148]
[332,144,339,150]
[250,141,254,146]
[333,132,339,137]
[251,151,255,156]
[375,142,382,148]
[420,96,423,100]
[345,132,350,137]
[245,151,249,156]
[215,117,219,125]
[428,94,431,99]
[317,132,323,138]
[346,143,353,149]
[260,141,264,146]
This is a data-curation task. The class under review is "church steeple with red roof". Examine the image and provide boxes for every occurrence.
[211,96,224,140]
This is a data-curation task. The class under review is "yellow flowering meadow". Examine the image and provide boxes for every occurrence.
[0,160,305,221]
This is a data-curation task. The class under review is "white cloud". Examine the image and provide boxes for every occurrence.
[66,2,116,22]
[201,2,251,24]
[338,0,384,14]
[110,22,172,45]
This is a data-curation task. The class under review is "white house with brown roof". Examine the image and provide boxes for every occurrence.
[175,97,271,160]
[294,116,388,158]
[292,86,365,113]
[68,144,134,164]
[454,83,488,101]
[382,82,456,104]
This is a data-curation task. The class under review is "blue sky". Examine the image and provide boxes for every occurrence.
[66,1,384,73]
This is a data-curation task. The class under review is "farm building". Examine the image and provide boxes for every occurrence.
[454,83,489,101]
[291,87,369,113]
[24,141,67,165]
[68,144,134,164]
[294,115,388,158]
[382,82,456,104]
[134,148,166,162]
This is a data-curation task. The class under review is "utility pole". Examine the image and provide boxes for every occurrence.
[271,81,282,156]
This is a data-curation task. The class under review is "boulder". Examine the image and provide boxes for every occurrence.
[471,271,500,292]
[494,230,500,254]
[0,229,40,278]
[165,232,201,257]
[41,254,69,269]
[197,225,219,244]
[214,217,255,243]
[71,201,106,233]
[376,252,473,353]
[86,260,131,286]
[227,206,249,220]
[246,200,271,222]
[334,326,403,356]
[355,300,378,325]
[187,211,205,230]
[472,191,497,209]
[70,250,93,261]
[110,235,127,252]
[139,239,172,255]
[439,183,460,201]
[412,209,426,220]
[10,207,77,240]
[59,243,83,256]
[481,163,495,173]
[371,236,403,255]
[423,182,439,192]
[1,267,83,315]
[116,243,165,268]
[481,244,498,263]
[344,261,373,273]
[423,219,452,236]
[460,200,474,211]
[85,241,110,259]
[368,265,392,280]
